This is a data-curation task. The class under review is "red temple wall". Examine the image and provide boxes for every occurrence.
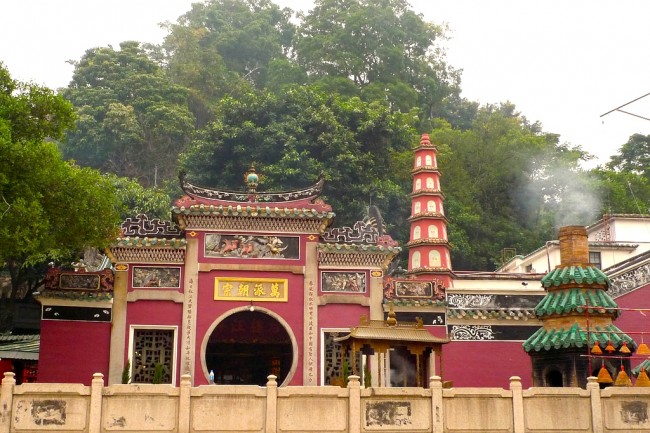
[442,341,533,389]
[38,320,111,385]
[612,284,650,333]
[194,270,307,385]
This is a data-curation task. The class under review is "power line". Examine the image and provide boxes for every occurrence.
[601,91,650,119]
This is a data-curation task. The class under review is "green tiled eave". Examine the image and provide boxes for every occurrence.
[523,323,635,353]
[173,204,335,220]
[33,290,113,302]
[318,243,401,254]
[384,299,446,307]
[535,288,620,318]
[541,265,609,288]
[114,237,186,247]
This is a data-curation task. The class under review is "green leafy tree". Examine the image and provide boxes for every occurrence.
[607,133,650,181]
[163,0,296,124]
[108,175,173,220]
[61,41,195,187]
[591,168,650,215]
[430,105,590,270]
[295,0,460,120]
[181,86,417,232]
[0,64,121,311]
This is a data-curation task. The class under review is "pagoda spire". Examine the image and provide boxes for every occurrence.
[405,134,453,287]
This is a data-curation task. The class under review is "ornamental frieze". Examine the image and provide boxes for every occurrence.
[120,214,183,238]
[322,220,379,244]
[204,234,299,259]
[447,293,543,309]
[448,324,541,341]
[447,294,494,308]
[609,262,650,298]
[449,325,495,341]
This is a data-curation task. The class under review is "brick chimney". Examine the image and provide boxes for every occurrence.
[558,225,589,267]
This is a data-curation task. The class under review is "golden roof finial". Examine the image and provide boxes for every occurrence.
[386,301,397,327]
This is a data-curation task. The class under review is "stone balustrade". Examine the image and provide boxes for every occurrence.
[1,372,649,432]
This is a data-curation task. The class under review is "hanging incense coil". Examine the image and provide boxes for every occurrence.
[637,342,650,356]
[597,365,613,384]
[605,341,615,353]
[636,369,650,387]
[591,342,603,355]
[619,341,631,354]
[614,365,632,387]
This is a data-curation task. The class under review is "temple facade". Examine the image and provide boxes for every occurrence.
[33,134,650,388]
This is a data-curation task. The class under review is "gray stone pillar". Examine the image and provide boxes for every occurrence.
[181,238,199,384]
[303,241,318,385]
[108,265,128,384]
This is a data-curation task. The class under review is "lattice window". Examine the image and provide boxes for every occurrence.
[589,251,602,269]
[131,328,175,384]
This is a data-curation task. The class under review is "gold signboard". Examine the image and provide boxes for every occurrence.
[214,277,288,302]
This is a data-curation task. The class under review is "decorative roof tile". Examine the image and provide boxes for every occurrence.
[534,288,620,318]
[384,299,446,307]
[114,237,187,248]
[0,334,39,360]
[33,290,113,302]
[541,265,609,288]
[317,243,401,254]
[173,204,335,220]
[523,323,634,353]
[447,308,536,320]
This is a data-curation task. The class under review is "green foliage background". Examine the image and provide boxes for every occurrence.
[3,0,648,302]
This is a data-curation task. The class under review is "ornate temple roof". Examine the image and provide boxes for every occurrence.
[176,170,332,213]
[523,323,635,353]
[335,317,449,345]
[0,334,39,360]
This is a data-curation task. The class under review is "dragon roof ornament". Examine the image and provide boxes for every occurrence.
[178,170,326,206]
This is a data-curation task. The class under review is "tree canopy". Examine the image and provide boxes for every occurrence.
[0,64,122,304]
[61,42,196,187]
[47,0,650,272]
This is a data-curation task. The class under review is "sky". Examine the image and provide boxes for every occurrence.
[2,0,650,168]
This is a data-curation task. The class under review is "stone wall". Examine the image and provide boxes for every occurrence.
[1,372,649,433]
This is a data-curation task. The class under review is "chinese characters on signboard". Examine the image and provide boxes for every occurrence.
[214,278,288,302]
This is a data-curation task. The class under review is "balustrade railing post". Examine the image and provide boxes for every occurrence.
[348,375,361,433]
[509,376,524,433]
[587,376,603,433]
[430,376,444,432]
[265,375,278,433]
[178,374,192,433]
[0,372,16,433]
[88,373,105,433]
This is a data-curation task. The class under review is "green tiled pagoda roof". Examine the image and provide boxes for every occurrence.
[633,360,650,375]
[523,323,635,353]
[535,288,620,318]
[541,265,609,288]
